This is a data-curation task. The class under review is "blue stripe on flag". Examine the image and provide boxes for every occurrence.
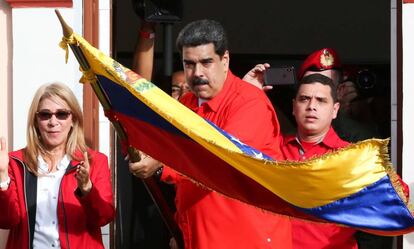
[297,176,414,230]
[205,120,273,160]
[99,75,188,137]
[100,75,273,160]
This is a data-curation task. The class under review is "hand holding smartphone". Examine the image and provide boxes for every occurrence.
[264,66,297,86]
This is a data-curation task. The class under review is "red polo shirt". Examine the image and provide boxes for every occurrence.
[280,127,357,249]
[163,71,291,249]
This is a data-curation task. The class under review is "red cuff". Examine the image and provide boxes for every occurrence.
[160,166,180,184]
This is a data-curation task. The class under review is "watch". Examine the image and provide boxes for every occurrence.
[0,176,10,189]
[155,166,163,177]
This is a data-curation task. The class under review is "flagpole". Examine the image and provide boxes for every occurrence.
[55,10,183,248]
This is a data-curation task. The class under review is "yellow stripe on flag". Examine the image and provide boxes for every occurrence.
[71,32,391,209]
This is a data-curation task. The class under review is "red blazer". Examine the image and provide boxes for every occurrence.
[0,149,115,249]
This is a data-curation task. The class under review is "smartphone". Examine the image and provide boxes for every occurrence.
[264,66,296,86]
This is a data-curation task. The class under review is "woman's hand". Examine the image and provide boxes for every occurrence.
[76,151,92,195]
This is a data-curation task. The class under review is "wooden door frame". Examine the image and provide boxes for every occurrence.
[83,0,100,150]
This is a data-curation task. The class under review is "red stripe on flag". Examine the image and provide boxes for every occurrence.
[115,111,319,221]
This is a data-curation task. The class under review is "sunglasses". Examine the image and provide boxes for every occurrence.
[36,110,72,121]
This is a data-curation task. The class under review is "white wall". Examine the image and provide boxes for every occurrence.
[12,5,83,150]
[0,0,13,145]
[403,3,414,249]
[0,0,13,248]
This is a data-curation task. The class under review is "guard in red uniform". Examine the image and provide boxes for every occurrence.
[281,73,358,249]
[243,48,409,249]
[296,48,404,249]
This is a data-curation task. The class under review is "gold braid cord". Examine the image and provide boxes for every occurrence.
[79,68,97,85]
[59,35,96,84]
[59,35,76,64]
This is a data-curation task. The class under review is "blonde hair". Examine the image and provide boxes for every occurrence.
[24,82,88,173]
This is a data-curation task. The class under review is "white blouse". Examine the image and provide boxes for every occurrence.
[33,155,70,249]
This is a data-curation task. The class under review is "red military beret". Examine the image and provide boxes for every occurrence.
[297,48,342,80]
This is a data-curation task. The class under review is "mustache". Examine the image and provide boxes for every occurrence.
[191,77,209,86]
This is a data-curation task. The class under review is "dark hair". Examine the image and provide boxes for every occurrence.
[297,73,338,102]
[176,19,228,57]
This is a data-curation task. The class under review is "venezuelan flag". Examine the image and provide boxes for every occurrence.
[60,32,414,236]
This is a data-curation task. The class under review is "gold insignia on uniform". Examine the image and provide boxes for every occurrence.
[320,49,334,67]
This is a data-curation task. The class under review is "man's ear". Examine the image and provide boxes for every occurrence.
[332,102,340,119]
[292,99,296,116]
[222,50,230,70]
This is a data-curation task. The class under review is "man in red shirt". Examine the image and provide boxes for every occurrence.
[244,49,409,249]
[296,48,395,249]
[244,64,357,248]
[281,73,358,249]
[129,19,292,249]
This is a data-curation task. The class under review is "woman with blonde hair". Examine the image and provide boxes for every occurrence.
[0,82,114,249]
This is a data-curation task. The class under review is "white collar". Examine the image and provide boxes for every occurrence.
[198,98,207,107]
[37,154,70,174]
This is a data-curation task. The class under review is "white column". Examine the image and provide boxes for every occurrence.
[403,2,414,248]
[0,0,12,248]
[0,0,13,146]
[99,0,112,248]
